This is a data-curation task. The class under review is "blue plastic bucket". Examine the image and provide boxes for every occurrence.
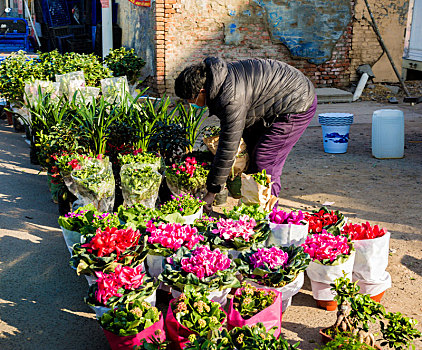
[322,125,350,153]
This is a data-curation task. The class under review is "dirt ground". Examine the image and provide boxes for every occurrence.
[0,99,421,349]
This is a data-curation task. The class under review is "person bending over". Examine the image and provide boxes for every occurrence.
[174,57,317,213]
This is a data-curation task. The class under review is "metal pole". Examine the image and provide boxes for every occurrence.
[363,0,411,97]
[101,0,113,59]
[24,0,41,48]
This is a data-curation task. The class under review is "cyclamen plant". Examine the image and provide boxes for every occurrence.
[166,157,209,194]
[341,222,387,240]
[235,245,311,288]
[304,207,346,234]
[233,282,277,319]
[85,264,157,308]
[171,286,226,337]
[146,221,205,257]
[301,231,352,264]
[205,215,270,250]
[269,208,306,225]
[159,246,240,292]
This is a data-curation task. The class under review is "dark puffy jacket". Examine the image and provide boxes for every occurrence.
[204,57,315,193]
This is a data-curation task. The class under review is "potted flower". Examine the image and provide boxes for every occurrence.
[235,245,310,312]
[341,222,391,302]
[71,155,115,212]
[117,203,160,231]
[58,204,97,254]
[266,208,309,247]
[223,203,269,223]
[302,231,355,311]
[85,264,158,319]
[204,215,270,258]
[70,226,147,285]
[320,275,421,349]
[144,221,205,278]
[100,300,165,350]
[120,164,162,208]
[79,211,121,240]
[165,157,209,197]
[304,206,346,234]
[166,285,226,349]
[159,245,240,306]
[227,282,282,337]
[158,194,204,225]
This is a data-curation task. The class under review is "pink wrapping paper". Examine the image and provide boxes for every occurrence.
[227,288,283,338]
[166,301,197,350]
[103,313,165,350]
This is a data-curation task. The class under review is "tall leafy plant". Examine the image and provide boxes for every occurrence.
[104,47,146,86]
[73,96,119,155]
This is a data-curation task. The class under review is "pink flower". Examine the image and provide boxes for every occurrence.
[94,265,146,305]
[301,231,350,262]
[250,247,289,270]
[211,215,256,242]
[180,246,231,280]
[147,221,204,251]
[269,208,304,225]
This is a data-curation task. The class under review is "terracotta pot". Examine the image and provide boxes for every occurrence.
[316,299,337,311]
[370,291,385,303]
[5,109,13,125]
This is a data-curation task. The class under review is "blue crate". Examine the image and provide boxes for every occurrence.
[0,18,30,52]
[41,0,71,28]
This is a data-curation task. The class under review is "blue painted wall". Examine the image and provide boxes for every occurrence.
[253,0,352,64]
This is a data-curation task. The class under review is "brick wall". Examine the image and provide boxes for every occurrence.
[152,0,408,94]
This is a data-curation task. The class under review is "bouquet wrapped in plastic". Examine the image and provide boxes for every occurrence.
[55,71,86,98]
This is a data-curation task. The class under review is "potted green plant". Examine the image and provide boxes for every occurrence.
[158,194,204,225]
[117,203,160,231]
[166,285,226,349]
[100,300,165,350]
[320,275,421,349]
[223,203,269,224]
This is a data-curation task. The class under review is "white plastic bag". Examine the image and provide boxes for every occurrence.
[61,226,82,255]
[352,232,391,295]
[120,163,162,208]
[247,272,305,312]
[69,86,100,105]
[101,76,129,104]
[266,222,309,247]
[146,254,164,279]
[55,71,86,98]
[24,80,61,106]
[306,251,356,300]
[71,157,115,212]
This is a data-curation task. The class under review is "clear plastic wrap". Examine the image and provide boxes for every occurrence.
[266,221,309,247]
[69,86,101,105]
[165,175,207,199]
[71,157,115,212]
[24,80,61,107]
[55,71,86,98]
[120,163,162,208]
[101,76,129,104]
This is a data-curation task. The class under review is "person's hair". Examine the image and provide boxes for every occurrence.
[174,62,207,100]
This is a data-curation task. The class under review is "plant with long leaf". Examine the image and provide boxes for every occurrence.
[73,95,119,155]
[174,103,208,153]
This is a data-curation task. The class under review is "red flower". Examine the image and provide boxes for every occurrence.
[341,222,387,240]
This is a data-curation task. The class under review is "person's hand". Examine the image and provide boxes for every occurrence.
[202,191,216,214]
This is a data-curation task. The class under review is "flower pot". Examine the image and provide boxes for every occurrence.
[316,300,338,311]
[306,251,355,302]
[103,313,165,350]
[266,221,309,247]
[227,287,282,338]
[226,175,242,199]
[146,254,164,279]
[5,109,13,125]
[60,226,82,255]
[370,291,385,303]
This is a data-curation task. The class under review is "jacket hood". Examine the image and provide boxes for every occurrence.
[204,57,228,101]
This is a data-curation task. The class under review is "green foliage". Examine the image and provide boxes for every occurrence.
[171,286,226,337]
[120,165,162,204]
[233,282,277,319]
[319,333,374,349]
[380,312,421,349]
[99,299,161,336]
[58,204,98,231]
[159,194,204,217]
[117,203,160,231]
[104,47,146,85]
[235,245,311,288]
[251,169,270,187]
[223,204,269,223]
[165,161,209,194]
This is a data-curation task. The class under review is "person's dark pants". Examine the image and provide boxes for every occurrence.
[243,96,317,197]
